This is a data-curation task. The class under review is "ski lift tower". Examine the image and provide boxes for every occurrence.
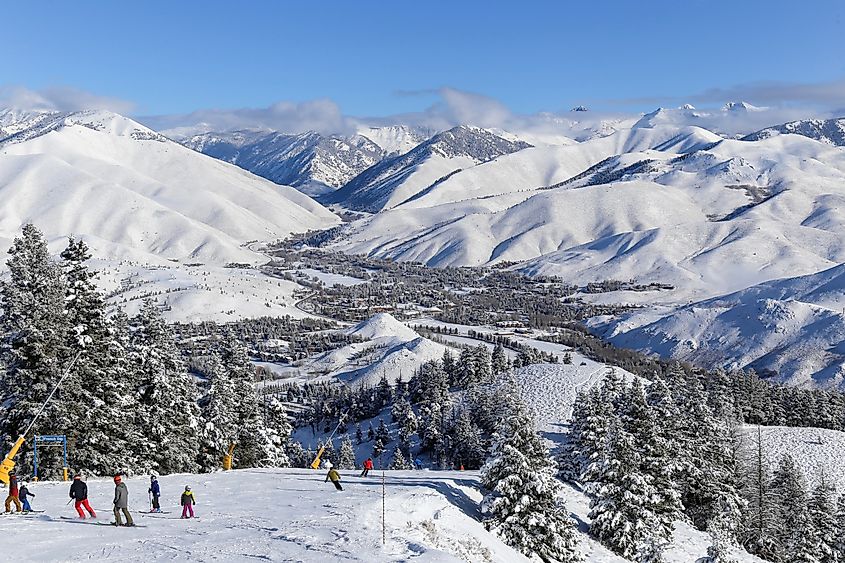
[33,435,69,481]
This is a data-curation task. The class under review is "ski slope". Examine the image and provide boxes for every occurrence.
[1,469,762,562]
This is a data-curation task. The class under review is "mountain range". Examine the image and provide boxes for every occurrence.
[2,104,845,387]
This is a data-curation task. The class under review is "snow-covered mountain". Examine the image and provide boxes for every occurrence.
[744,117,845,146]
[327,125,532,212]
[355,124,431,155]
[606,263,845,388]
[181,129,386,197]
[0,109,339,264]
[328,125,845,304]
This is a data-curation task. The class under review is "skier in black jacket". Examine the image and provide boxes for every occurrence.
[70,474,97,519]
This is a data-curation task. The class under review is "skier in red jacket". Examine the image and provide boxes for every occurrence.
[4,472,21,513]
[360,458,374,477]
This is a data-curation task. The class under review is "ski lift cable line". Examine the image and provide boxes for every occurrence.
[23,349,84,438]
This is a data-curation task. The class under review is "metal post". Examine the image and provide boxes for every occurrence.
[33,437,38,481]
[63,437,68,481]
[382,468,386,546]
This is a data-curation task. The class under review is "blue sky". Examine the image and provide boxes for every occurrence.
[2,0,844,118]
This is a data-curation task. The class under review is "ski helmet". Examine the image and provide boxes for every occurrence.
[185,486,191,491]
[150,475,157,481]
[113,475,122,483]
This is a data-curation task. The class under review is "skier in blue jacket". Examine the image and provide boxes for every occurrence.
[148,475,161,512]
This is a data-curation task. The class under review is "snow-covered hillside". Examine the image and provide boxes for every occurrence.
[0,109,339,264]
[607,263,845,388]
[308,313,446,387]
[0,468,758,563]
[744,117,845,146]
[330,126,845,305]
[181,129,386,197]
[327,126,532,212]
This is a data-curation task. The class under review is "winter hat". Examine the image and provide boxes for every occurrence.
[150,475,157,481]
[73,474,81,480]
[113,475,122,483]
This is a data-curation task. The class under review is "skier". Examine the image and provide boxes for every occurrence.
[180,486,196,519]
[19,482,35,512]
[70,474,97,519]
[4,472,21,513]
[148,475,161,512]
[326,468,343,491]
[360,457,374,477]
[112,475,134,527]
[414,458,423,470]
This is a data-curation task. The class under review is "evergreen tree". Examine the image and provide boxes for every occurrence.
[263,397,291,468]
[355,423,364,444]
[389,447,411,470]
[770,454,817,563]
[739,427,779,560]
[447,409,485,469]
[584,416,667,559]
[0,224,70,472]
[480,400,580,562]
[491,343,509,374]
[338,435,356,470]
[198,353,237,472]
[131,300,200,474]
[220,335,268,468]
[809,475,837,563]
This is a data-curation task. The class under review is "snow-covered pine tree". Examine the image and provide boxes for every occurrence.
[480,399,580,562]
[447,408,485,469]
[808,474,838,563]
[262,397,291,468]
[337,435,356,470]
[389,447,411,470]
[59,237,139,474]
[584,415,665,559]
[833,494,845,561]
[622,379,683,539]
[355,423,364,444]
[219,335,269,468]
[491,342,509,374]
[131,299,200,474]
[739,426,779,560]
[770,454,817,563]
[674,375,743,533]
[0,224,71,473]
[198,353,238,472]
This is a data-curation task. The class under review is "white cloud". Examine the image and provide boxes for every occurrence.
[142,98,354,137]
[0,85,136,114]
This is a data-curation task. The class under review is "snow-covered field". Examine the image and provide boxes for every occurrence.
[2,468,763,563]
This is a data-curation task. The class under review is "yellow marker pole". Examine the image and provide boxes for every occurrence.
[0,436,26,485]
[310,446,325,470]
[222,443,236,470]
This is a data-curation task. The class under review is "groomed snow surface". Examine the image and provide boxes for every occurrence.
[1,468,762,563]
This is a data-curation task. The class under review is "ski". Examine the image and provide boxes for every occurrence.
[97,522,146,528]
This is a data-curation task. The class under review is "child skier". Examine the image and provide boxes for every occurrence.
[4,472,21,513]
[360,458,374,477]
[326,468,343,491]
[70,474,97,519]
[112,475,134,527]
[148,475,161,512]
[19,482,35,512]
[180,486,196,519]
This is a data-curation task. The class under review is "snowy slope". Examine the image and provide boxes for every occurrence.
[181,129,385,197]
[607,263,845,388]
[356,124,430,155]
[303,313,446,387]
[331,130,845,303]
[738,425,845,490]
[0,468,760,563]
[0,109,339,264]
[744,117,845,146]
[328,126,531,212]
